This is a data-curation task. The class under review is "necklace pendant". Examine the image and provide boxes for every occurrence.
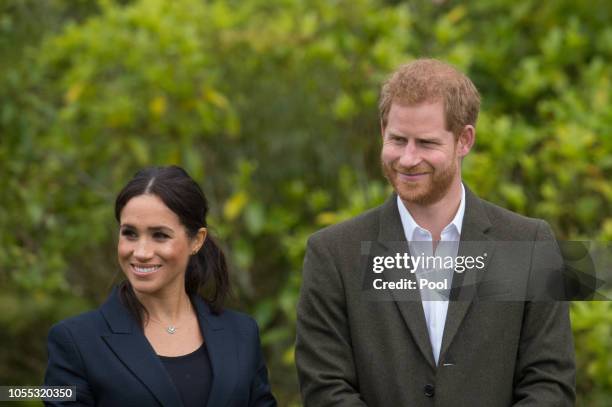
[166,326,177,334]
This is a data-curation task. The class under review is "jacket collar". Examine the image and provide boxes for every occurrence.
[191,295,238,407]
[396,183,466,240]
[376,185,493,368]
[376,194,436,367]
[440,185,494,362]
[378,184,488,241]
[100,287,237,407]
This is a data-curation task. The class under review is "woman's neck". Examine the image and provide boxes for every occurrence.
[136,286,193,325]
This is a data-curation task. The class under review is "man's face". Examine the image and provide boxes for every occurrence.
[381,101,462,206]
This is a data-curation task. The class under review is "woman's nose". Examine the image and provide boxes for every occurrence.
[133,239,153,260]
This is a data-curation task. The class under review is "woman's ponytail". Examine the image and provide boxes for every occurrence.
[186,234,230,314]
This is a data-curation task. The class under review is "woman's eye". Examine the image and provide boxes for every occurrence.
[153,232,170,240]
[121,230,137,238]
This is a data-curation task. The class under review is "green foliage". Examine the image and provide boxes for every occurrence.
[572,302,612,406]
[0,0,610,404]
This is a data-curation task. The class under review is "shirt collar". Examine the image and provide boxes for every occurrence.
[397,183,466,241]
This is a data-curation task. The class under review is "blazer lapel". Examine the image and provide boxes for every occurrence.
[100,289,183,407]
[193,297,238,407]
[377,195,437,369]
[440,187,494,361]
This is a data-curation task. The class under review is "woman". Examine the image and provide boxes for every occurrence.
[45,166,277,406]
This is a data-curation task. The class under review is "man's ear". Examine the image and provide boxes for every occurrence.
[457,125,475,158]
[380,120,385,139]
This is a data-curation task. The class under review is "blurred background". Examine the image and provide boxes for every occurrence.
[0,0,610,405]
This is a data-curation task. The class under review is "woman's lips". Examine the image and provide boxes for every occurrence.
[130,264,162,276]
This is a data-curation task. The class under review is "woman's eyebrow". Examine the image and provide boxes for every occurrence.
[148,226,174,234]
[120,224,174,233]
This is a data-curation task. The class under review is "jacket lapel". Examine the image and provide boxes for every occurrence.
[439,187,494,361]
[100,289,183,407]
[377,194,437,369]
[193,297,238,407]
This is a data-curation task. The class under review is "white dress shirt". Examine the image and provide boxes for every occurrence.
[396,184,466,365]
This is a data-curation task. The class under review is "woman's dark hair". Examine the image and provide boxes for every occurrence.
[114,165,229,326]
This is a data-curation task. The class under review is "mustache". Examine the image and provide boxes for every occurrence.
[392,164,433,175]
[380,160,433,181]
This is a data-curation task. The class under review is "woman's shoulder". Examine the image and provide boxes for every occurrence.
[48,290,122,339]
[217,308,259,331]
[48,309,107,337]
[193,296,260,336]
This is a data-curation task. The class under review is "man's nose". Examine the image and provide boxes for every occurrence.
[397,141,421,168]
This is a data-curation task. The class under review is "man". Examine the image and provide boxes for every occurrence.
[296,59,575,406]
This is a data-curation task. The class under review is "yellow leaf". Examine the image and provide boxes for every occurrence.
[316,212,338,226]
[282,346,295,365]
[149,96,167,117]
[203,88,229,109]
[65,83,84,104]
[224,191,248,220]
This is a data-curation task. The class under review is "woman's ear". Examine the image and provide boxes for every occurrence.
[191,227,207,255]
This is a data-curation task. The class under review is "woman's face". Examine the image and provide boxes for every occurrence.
[118,194,202,297]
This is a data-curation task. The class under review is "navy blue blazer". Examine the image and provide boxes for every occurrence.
[44,288,277,406]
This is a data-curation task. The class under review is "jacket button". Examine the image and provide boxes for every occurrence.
[424,383,435,397]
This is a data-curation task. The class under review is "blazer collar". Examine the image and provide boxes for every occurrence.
[440,185,495,363]
[376,194,436,367]
[100,288,183,406]
[192,296,238,407]
[380,185,486,242]
[376,185,494,368]
[378,193,407,243]
[100,286,137,333]
[100,288,238,407]
[460,185,492,237]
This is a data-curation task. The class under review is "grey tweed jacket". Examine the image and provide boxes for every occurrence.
[296,186,575,407]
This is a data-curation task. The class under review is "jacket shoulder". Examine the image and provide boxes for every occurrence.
[214,308,260,336]
[49,309,106,337]
[479,198,547,239]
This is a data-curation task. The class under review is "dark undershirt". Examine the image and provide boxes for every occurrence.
[159,342,212,407]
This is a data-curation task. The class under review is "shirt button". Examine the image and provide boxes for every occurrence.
[424,383,435,397]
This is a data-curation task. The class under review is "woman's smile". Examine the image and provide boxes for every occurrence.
[130,263,162,275]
